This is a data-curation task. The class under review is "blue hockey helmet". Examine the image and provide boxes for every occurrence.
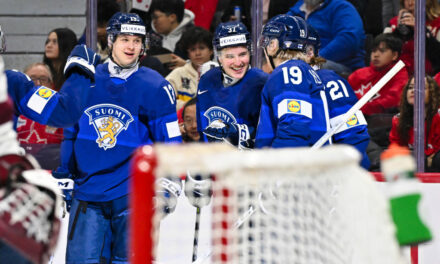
[106,12,147,50]
[213,21,252,52]
[306,24,320,56]
[260,14,309,52]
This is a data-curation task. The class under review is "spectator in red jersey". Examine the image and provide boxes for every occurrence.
[435,71,440,87]
[389,76,440,172]
[384,0,440,75]
[16,63,63,170]
[348,33,408,116]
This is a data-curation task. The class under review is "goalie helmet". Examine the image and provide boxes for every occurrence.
[106,12,148,52]
[260,14,309,52]
[213,21,252,52]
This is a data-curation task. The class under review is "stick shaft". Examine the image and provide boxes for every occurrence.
[312,60,405,149]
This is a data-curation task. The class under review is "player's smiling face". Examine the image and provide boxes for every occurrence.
[218,46,250,79]
[112,34,143,67]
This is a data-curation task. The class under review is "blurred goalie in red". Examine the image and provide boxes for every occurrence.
[0,53,62,263]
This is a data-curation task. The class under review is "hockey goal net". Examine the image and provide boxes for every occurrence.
[130,143,406,264]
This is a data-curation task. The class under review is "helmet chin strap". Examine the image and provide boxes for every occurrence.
[264,47,280,71]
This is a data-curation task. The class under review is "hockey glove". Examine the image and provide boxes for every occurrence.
[203,122,252,150]
[64,44,100,80]
[203,121,236,142]
[154,177,182,217]
[184,172,212,208]
[52,168,75,216]
[0,154,39,185]
[0,169,62,264]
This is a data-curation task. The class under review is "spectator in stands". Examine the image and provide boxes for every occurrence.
[166,26,213,110]
[184,0,219,30]
[16,63,63,170]
[180,97,201,142]
[43,28,77,91]
[389,76,440,172]
[287,0,366,78]
[221,0,294,32]
[148,0,195,72]
[384,0,440,75]
[78,0,121,62]
[348,33,408,116]
[383,0,400,29]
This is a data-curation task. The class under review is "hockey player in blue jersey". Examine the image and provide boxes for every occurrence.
[305,25,371,169]
[255,15,329,148]
[54,12,182,263]
[1,25,101,128]
[198,21,268,149]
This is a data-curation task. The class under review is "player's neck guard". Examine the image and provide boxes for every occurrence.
[108,59,139,80]
[221,65,250,87]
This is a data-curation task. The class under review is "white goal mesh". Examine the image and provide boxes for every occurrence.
[130,143,407,264]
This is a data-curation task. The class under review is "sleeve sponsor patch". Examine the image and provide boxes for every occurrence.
[166,120,181,138]
[277,99,312,119]
[330,110,367,134]
[26,87,56,114]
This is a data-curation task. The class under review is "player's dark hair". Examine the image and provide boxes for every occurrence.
[150,0,185,23]
[178,26,213,57]
[372,33,403,56]
[43,28,77,91]
[182,97,197,118]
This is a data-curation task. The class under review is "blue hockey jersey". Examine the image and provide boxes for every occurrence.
[6,70,93,127]
[317,69,370,169]
[62,64,181,202]
[196,67,268,145]
[255,60,329,148]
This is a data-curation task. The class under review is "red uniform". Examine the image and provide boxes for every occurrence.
[388,16,440,75]
[16,115,63,144]
[389,110,440,156]
[348,61,409,116]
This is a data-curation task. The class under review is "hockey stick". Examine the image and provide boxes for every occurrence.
[192,206,201,262]
[312,60,405,149]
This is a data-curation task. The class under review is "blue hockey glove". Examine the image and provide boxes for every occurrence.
[57,178,74,216]
[203,121,252,150]
[64,44,100,80]
[203,121,238,142]
[52,167,74,216]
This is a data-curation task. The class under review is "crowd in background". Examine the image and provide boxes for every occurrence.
[8,0,440,173]
[3,0,440,263]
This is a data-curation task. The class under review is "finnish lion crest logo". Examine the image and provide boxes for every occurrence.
[85,104,134,150]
